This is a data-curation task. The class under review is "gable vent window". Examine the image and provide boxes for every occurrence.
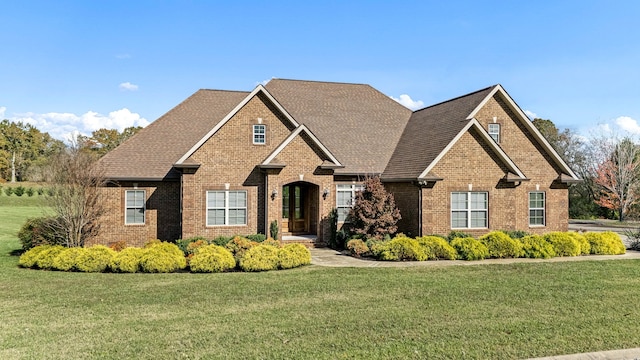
[488,123,500,143]
[253,124,266,144]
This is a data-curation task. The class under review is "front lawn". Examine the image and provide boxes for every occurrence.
[1,198,640,359]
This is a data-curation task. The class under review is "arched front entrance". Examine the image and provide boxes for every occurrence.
[281,181,319,235]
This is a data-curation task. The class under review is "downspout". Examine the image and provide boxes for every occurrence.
[418,187,423,237]
[264,171,269,236]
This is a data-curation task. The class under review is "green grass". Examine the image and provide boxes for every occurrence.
[1,197,640,359]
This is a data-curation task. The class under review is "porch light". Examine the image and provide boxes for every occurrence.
[322,188,329,199]
[271,188,278,200]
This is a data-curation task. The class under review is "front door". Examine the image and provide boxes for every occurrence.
[282,184,308,234]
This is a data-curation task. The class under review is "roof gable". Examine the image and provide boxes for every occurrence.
[260,124,342,168]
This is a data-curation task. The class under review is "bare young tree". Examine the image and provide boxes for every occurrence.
[46,140,107,247]
[591,135,640,221]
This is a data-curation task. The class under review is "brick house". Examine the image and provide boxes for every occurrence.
[94,79,580,247]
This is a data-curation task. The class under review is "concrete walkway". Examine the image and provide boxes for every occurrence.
[528,348,640,360]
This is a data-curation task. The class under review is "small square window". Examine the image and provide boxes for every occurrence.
[488,123,500,143]
[253,125,266,144]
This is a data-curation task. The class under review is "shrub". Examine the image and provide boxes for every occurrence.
[186,239,208,254]
[450,237,489,261]
[144,239,162,248]
[502,230,530,239]
[270,220,279,240]
[211,235,233,247]
[19,245,55,268]
[52,247,86,271]
[585,232,626,255]
[109,240,127,252]
[278,243,311,269]
[567,232,590,255]
[416,236,457,260]
[479,231,524,258]
[13,186,25,196]
[246,234,267,243]
[226,236,258,263]
[4,187,13,196]
[139,242,186,273]
[176,236,208,254]
[240,244,280,272]
[34,245,67,269]
[37,187,44,195]
[543,232,581,257]
[261,238,281,248]
[520,235,556,259]
[346,239,370,257]
[624,227,640,251]
[76,245,116,272]
[189,245,235,273]
[26,187,34,197]
[374,236,427,261]
[447,231,472,242]
[110,247,145,273]
[348,176,401,240]
[18,217,64,250]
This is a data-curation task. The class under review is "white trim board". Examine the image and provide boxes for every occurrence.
[261,124,342,167]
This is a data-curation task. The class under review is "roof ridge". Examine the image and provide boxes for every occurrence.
[198,88,251,93]
[269,78,370,86]
[413,85,498,113]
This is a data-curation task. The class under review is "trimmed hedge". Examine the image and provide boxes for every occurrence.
[189,245,236,273]
[567,232,591,255]
[479,231,524,259]
[585,231,626,255]
[240,245,280,272]
[416,236,457,260]
[52,247,86,271]
[19,245,56,268]
[543,232,581,257]
[110,247,145,273]
[450,237,488,261]
[521,235,556,259]
[373,236,427,261]
[139,242,186,273]
[226,236,259,263]
[278,243,311,269]
[346,239,370,257]
[76,246,116,273]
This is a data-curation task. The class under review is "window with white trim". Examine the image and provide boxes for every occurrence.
[529,192,545,226]
[207,190,247,226]
[253,124,266,144]
[336,184,364,222]
[488,123,500,143]
[451,192,488,229]
[125,190,145,225]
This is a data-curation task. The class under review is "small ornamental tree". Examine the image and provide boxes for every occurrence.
[347,176,401,239]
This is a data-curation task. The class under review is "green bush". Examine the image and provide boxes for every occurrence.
[34,245,66,269]
[52,247,87,271]
[447,231,472,242]
[479,231,524,258]
[26,187,34,197]
[520,235,556,259]
[17,217,65,250]
[19,245,54,268]
[278,244,311,269]
[543,232,581,257]
[585,232,626,255]
[240,244,280,272]
[36,187,44,195]
[139,242,186,273]
[110,247,145,273]
[211,235,233,247]
[176,236,208,255]
[567,232,590,255]
[245,234,267,243]
[13,186,25,196]
[4,187,13,196]
[346,239,370,257]
[502,230,530,239]
[76,245,116,272]
[374,236,427,261]
[189,245,235,273]
[416,236,457,260]
[450,237,488,261]
[226,236,258,263]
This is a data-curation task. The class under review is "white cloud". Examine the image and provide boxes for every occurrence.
[0,106,6,119]
[119,82,139,91]
[116,54,131,59]
[614,116,640,135]
[8,108,149,141]
[390,94,425,110]
[524,110,537,119]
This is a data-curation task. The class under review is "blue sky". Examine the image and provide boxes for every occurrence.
[1,1,639,140]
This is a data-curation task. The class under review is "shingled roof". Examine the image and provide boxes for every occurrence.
[265,79,413,174]
[99,89,249,180]
[382,86,497,180]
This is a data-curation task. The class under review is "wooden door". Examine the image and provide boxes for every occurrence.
[282,184,308,233]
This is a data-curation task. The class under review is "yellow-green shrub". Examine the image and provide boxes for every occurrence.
[34,245,66,269]
[139,242,186,273]
[567,232,590,255]
[52,247,87,271]
[585,231,626,255]
[76,245,116,273]
[543,232,580,257]
[189,245,235,273]
[110,247,145,273]
[450,237,488,260]
[479,231,524,258]
[226,236,259,263]
[416,236,457,260]
[374,236,427,261]
[278,243,312,269]
[262,238,282,248]
[18,245,56,268]
[240,244,280,272]
[346,239,370,257]
[521,235,556,259]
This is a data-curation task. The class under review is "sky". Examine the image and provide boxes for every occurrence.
[1,1,639,141]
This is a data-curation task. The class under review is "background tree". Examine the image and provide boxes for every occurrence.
[79,126,142,157]
[45,139,107,247]
[348,176,401,239]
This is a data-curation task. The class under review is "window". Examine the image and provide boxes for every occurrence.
[207,190,247,226]
[451,192,488,229]
[336,184,364,222]
[253,124,266,144]
[529,192,545,226]
[125,190,145,225]
[488,123,500,143]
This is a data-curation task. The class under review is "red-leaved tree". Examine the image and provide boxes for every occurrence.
[348,176,401,239]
